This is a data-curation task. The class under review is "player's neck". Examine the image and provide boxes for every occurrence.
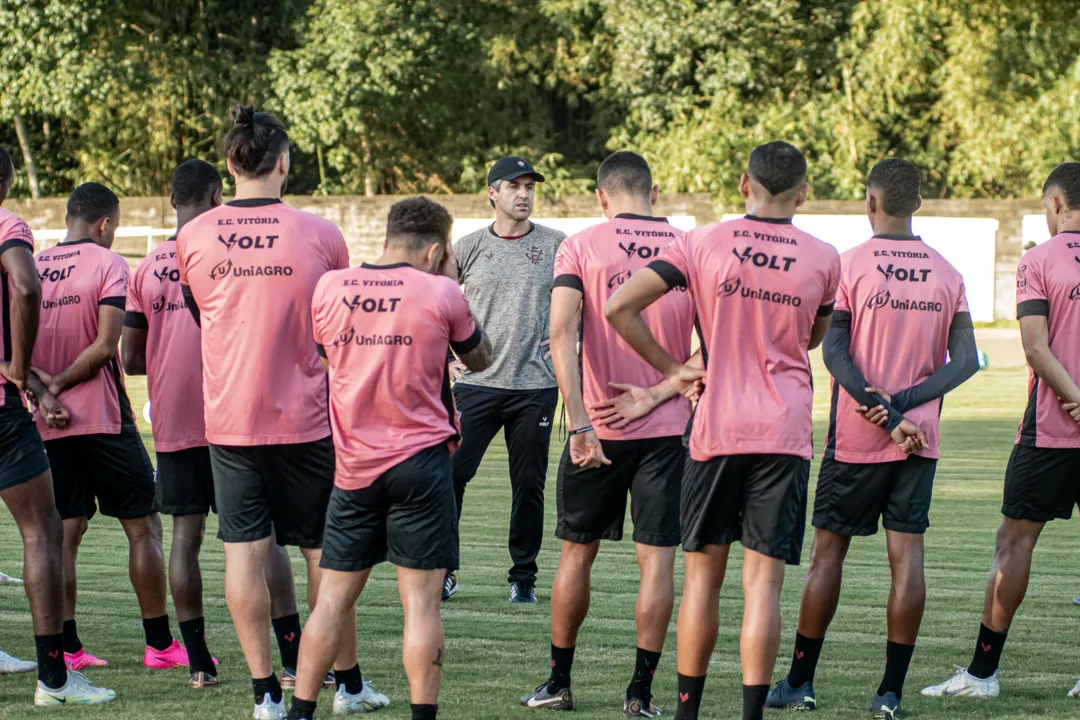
[232,176,283,202]
[64,222,101,246]
[373,248,418,269]
[1057,209,1080,234]
[605,199,653,220]
[872,217,915,237]
[744,199,795,222]
[492,215,532,238]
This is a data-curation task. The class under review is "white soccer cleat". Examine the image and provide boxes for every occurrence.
[333,680,390,714]
[253,692,287,719]
[0,648,37,674]
[1069,677,1080,698]
[34,670,116,705]
[921,665,999,698]
[0,571,23,584]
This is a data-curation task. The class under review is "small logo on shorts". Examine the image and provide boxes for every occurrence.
[539,416,551,427]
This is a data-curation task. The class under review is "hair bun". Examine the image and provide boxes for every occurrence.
[233,106,256,128]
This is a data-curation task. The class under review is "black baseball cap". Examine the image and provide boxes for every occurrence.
[487,156,545,185]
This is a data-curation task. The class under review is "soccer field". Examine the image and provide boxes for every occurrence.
[1,330,1078,719]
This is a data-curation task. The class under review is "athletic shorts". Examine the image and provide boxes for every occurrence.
[813,456,937,536]
[555,436,683,546]
[681,453,810,565]
[46,430,156,520]
[320,443,457,572]
[156,446,215,516]
[1002,444,1080,523]
[0,408,50,493]
[210,437,335,548]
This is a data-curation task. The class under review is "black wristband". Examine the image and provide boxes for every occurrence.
[568,425,593,436]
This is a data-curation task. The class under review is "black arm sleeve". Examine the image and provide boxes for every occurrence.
[891,312,979,413]
[181,285,200,327]
[123,311,149,329]
[820,311,905,432]
[646,260,688,289]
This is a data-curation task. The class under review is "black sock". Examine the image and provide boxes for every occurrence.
[787,632,825,687]
[411,704,438,720]
[178,617,215,674]
[742,684,769,720]
[61,619,82,654]
[968,623,1007,679]
[877,641,915,699]
[273,613,302,670]
[674,673,706,720]
[34,634,67,689]
[548,644,575,691]
[143,614,174,651]
[626,647,661,702]
[335,663,363,694]
[253,674,283,705]
[287,697,316,720]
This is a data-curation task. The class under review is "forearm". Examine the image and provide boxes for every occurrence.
[892,327,979,412]
[52,342,116,394]
[609,310,681,377]
[123,353,147,376]
[8,284,40,384]
[551,332,590,429]
[821,326,904,431]
[1028,347,1080,405]
[643,350,704,406]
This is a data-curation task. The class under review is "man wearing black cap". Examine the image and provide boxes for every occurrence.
[446,157,565,604]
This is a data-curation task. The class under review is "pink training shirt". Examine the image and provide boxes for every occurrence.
[312,263,480,490]
[177,199,349,446]
[649,216,841,461]
[34,239,133,440]
[553,214,694,440]
[126,238,207,452]
[1015,231,1080,449]
[0,207,35,409]
[828,235,970,463]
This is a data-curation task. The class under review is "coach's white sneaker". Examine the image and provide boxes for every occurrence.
[1068,677,1080,698]
[253,692,287,719]
[0,571,23,584]
[921,665,999,698]
[0,648,37,674]
[333,680,390,714]
[34,670,116,705]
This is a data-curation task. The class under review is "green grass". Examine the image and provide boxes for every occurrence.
[3,330,1080,719]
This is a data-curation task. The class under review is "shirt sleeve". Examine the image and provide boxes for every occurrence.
[1016,255,1048,317]
[327,224,350,271]
[819,250,841,316]
[124,263,148,329]
[99,255,129,308]
[648,231,691,290]
[311,275,332,348]
[176,228,191,287]
[552,239,583,292]
[444,281,481,355]
[0,218,34,256]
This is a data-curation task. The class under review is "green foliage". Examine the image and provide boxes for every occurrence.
[3,0,1080,201]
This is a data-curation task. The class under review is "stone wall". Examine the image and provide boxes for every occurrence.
[7,194,1039,320]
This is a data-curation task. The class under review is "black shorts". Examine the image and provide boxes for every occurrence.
[0,408,50,493]
[320,443,457,572]
[1002,445,1080,522]
[210,437,335,548]
[156,447,215,516]
[555,436,683,546]
[681,453,810,565]
[46,430,156,520]
[813,456,937,536]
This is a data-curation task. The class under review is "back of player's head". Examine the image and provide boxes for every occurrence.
[1042,162,1080,210]
[0,147,13,185]
[67,182,120,223]
[866,158,921,217]
[172,160,222,206]
[385,197,453,252]
[224,106,289,178]
[597,151,653,198]
[747,141,806,197]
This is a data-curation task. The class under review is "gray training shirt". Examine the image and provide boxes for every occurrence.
[454,222,566,391]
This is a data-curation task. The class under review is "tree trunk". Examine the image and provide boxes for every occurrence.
[12,114,41,199]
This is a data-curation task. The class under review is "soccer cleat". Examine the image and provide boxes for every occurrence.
[332,680,390,714]
[34,670,116,705]
[920,665,999,698]
[282,667,336,690]
[521,682,573,710]
[765,676,817,710]
[0,571,23,584]
[64,648,108,671]
[144,639,221,669]
[442,571,458,602]
[189,670,219,688]
[1074,595,1080,606]
[623,697,662,717]
[1068,677,1080,698]
[871,691,903,718]
[510,581,538,604]
[253,691,287,719]
[0,648,37,674]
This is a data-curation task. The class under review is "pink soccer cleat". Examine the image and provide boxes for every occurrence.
[144,640,219,669]
[64,648,109,671]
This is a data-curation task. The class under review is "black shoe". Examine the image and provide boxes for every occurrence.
[510,581,537,604]
[442,571,458,602]
[765,676,816,710]
[871,691,903,718]
[521,681,573,710]
[623,697,662,717]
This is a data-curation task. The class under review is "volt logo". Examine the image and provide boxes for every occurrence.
[866,289,891,309]
[154,267,180,283]
[877,264,930,282]
[342,296,401,313]
[217,234,277,251]
[618,242,661,260]
[39,265,75,283]
[732,247,796,272]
